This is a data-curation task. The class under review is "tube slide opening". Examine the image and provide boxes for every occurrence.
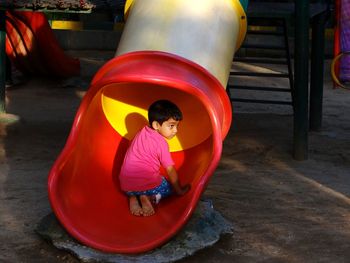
[48,51,230,253]
[50,83,215,253]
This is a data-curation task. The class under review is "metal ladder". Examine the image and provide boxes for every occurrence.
[227,17,294,107]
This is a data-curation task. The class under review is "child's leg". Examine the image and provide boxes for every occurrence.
[139,195,155,216]
[151,177,173,204]
[129,195,143,216]
[125,177,171,216]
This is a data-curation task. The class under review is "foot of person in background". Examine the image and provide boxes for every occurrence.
[5,71,30,90]
[5,79,13,89]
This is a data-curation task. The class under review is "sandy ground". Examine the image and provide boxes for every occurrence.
[0,51,349,263]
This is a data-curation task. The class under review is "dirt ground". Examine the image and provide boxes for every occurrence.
[0,51,349,263]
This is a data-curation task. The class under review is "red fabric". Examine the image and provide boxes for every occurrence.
[5,11,80,77]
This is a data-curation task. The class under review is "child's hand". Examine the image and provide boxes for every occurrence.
[176,184,191,195]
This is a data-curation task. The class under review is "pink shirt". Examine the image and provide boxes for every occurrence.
[119,126,174,192]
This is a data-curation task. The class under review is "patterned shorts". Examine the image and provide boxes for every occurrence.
[125,177,172,203]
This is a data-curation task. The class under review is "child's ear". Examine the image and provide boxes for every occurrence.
[151,121,160,130]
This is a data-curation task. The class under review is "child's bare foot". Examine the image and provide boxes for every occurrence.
[129,196,143,216]
[140,195,155,216]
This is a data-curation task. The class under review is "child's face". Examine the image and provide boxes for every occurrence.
[156,118,180,140]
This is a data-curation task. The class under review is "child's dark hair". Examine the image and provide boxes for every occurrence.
[148,100,183,126]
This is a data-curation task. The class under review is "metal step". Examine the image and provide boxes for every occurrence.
[229,98,293,105]
[241,43,286,50]
[230,72,290,78]
[234,57,288,65]
[227,85,291,92]
[247,30,284,36]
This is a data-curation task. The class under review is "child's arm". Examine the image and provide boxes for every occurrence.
[166,166,190,195]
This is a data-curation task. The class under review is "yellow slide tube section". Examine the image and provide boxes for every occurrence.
[103,0,247,149]
[118,0,247,87]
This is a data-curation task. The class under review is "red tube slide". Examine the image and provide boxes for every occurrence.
[48,51,232,253]
[5,11,79,77]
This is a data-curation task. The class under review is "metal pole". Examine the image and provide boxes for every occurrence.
[0,10,6,112]
[310,11,327,131]
[293,0,309,160]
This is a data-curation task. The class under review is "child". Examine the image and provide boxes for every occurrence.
[119,100,190,216]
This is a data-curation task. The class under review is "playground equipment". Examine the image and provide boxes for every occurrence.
[5,11,79,77]
[48,0,247,253]
[332,0,350,89]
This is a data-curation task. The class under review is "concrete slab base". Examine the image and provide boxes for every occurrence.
[36,200,233,263]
